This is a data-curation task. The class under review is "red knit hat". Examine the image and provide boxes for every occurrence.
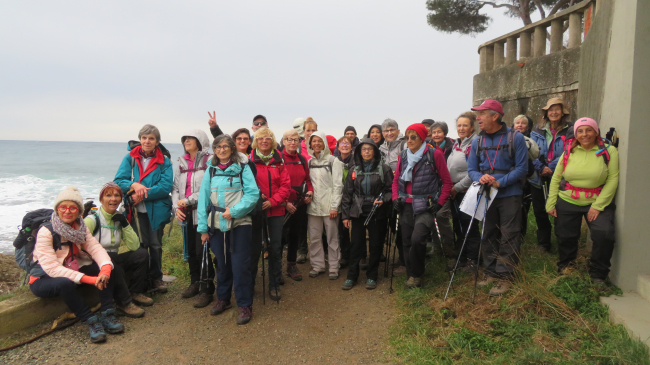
[326,135,337,154]
[406,123,428,143]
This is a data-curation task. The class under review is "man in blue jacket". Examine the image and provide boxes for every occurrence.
[468,100,528,296]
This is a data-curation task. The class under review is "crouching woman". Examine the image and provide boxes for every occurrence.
[197,135,260,325]
[30,187,123,343]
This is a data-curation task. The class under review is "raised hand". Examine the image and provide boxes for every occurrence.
[208,111,217,128]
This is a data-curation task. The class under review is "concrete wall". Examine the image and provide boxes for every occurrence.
[599,0,650,291]
[473,48,581,124]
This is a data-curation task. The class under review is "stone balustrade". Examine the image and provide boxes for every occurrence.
[478,0,597,73]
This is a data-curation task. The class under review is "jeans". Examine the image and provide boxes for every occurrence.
[30,262,117,321]
[481,195,523,279]
[131,212,164,283]
[400,203,435,278]
[108,247,149,302]
[209,225,253,307]
[347,216,383,282]
[184,210,216,293]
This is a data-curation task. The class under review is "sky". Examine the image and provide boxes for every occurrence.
[0,1,523,143]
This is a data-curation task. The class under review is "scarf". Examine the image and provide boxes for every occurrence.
[401,143,426,182]
[217,161,233,170]
[50,211,88,245]
[256,149,274,165]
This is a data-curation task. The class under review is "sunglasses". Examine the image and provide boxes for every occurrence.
[253,121,267,127]
[57,205,79,213]
[406,135,420,141]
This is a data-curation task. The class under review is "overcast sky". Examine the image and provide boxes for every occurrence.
[0,1,523,143]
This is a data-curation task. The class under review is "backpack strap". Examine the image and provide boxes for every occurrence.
[92,212,101,241]
[39,222,63,252]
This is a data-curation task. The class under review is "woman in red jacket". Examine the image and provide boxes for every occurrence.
[280,129,314,281]
[249,127,291,302]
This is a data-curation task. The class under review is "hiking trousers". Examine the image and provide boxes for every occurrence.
[347,216,383,282]
[185,210,216,294]
[555,199,616,280]
[285,204,308,263]
[451,193,481,263]
[209,225,253,308]
[308,215,340,274]
[531,185,553,250]
[481,195,523,280]
[132,212,164,283]
[400,203,435,279]
[250,215,283,290]
[108,248,149,302]
[433,200,456,258]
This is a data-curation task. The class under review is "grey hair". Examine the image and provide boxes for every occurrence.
[381,118,398,131]
[488,110,504,124]
[430,121,449,136]
[138,124,161,142]
[211,135,240,165]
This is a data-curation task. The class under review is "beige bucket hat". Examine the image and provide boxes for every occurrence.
[542,97,570,115]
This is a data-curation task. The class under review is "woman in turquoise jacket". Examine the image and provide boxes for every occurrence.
[114,124,173,293]
[197,135,259,325]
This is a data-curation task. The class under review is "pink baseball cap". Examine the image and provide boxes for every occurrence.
[471,99,504,115]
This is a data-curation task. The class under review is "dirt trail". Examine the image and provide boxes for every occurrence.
[0,260,398,364]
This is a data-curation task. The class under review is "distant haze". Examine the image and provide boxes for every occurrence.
[0,1,523,143]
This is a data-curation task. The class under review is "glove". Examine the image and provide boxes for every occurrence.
[427,203,442,216]
[112,213,129,227]
[393,198,404,213]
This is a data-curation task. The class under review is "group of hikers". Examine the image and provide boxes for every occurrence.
[19,97,619,343]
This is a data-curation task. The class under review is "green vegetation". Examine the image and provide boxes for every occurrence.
[388,213,650,364]
[161,222,192,289]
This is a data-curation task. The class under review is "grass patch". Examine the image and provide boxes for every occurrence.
[388,211,650,364]
[161,221,192,289]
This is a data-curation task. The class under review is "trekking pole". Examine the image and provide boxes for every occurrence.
[389,213,400,294]
[452,199,463,234]
[364,192,384,226]
[199,240,207,293]
[261,223,266,306]
[444,184,487,302]
[472,184,492,304]
[263,214,279,304]
[383,216,392,278]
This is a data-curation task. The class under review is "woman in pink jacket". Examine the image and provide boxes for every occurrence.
[29,187,123,344]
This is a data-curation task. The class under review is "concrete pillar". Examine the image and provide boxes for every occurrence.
[506,36,517,64]
[569,12,582,48]
[479,47,487,73]
[486,45,494,71]
[551,19,564,53]
[520,32,532,59]
[494,41,504,67]
[534,25,547,57]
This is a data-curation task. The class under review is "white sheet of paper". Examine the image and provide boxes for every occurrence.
[459,182,498,221]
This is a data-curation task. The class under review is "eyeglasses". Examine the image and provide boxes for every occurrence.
[285,138,300,143]
[253,121,267,127]
[215,145,231,151]
[406,135,420,141]
[339,142,351,147]
[258,137,273,142]
[361,147,374,152]
[383,128,396,133]
[236,137,250,142]
[57,205,79,213]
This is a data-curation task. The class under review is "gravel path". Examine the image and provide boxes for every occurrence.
[0,260,397,364]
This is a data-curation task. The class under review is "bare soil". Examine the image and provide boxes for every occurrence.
[0,260,397,364]
[0,254,22,297]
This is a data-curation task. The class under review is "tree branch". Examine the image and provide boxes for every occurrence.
[533,0,546,19]
[477,1,519,12]
[549,0,571,16]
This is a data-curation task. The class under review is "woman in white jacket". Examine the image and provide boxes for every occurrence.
[306,130,345,280]
[171,129,215,308]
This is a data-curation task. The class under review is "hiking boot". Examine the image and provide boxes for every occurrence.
[477,276,497,288]
[537,245,551,254]
[287,263,303,281]
[393,266,407,276]
[462,260,478,274]
[152,280,168,294]
[132,293,154,307]
[269,288,281,301]
[85,315,106,343]
[360,258,368,270]
[366,279,377,290]
[181,282,200,298]
[489,280,513,296]
[237,306,253,325]
[341,279,356,290]
[558,265,574,276]
[329,272,339,280]
[278,276,285,286]
[116,302,145,318]
[98,308,124,334]
[309,269,324,278]
[296,253,308,264]
[339,258,349,269]
[194,292,213,308]
[592,278,607,289]
[210,299,232,316]
[405,277,422,289]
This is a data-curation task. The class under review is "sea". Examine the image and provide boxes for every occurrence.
[0,140,186,254]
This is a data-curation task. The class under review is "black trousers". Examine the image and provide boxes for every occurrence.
[284,204,308,263]
[521,183,533,236]
[108,248,149,302]
[338,219,351,262]
[555,199,616,280]
[185,210,216,293]
[347,216,383,282]
[530,185,553,249]
[387,202,404,266]
[481,195,523,279]
[131,212,164,282]
[30,262,119,321]
[400,203,435,279]
[451,193,481,263]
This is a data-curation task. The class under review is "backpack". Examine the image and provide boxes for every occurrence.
[561,137,611,168]
[13,209,61,273]
[351,159,386,184]
[308,155,337,174]
[282,151,309,176]
[208,162,262,217]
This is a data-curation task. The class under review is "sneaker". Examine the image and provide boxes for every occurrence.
[85,315,106,343]
[341,279,356,290]
[210,299,232,316]
[339,258,349,269]
[360,258,368,270]
[309,269,324,278]
[194,293,214,308]
[405,276,422,289]
[477,276,498,288]
[181,282,200,298]
[287,263,303,281]
[116,302,145,318]
[237,306,253,325]
[269,288,281,301]
[98,308,124,334]
[393,265,407,276]
[489,280,513,296]
[366,279,377,290]
[329,272,339,280]
[152,280,168,294]
[131,293,154,307]
[296,253,308,264]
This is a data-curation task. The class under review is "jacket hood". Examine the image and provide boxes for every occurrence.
[307,131,332,159]
[354,138,381,167]
[363,124,385,147]
[127,140,171,159]
[181,129,211,153]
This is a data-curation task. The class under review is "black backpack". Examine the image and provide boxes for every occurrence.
[13,209,61,273]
